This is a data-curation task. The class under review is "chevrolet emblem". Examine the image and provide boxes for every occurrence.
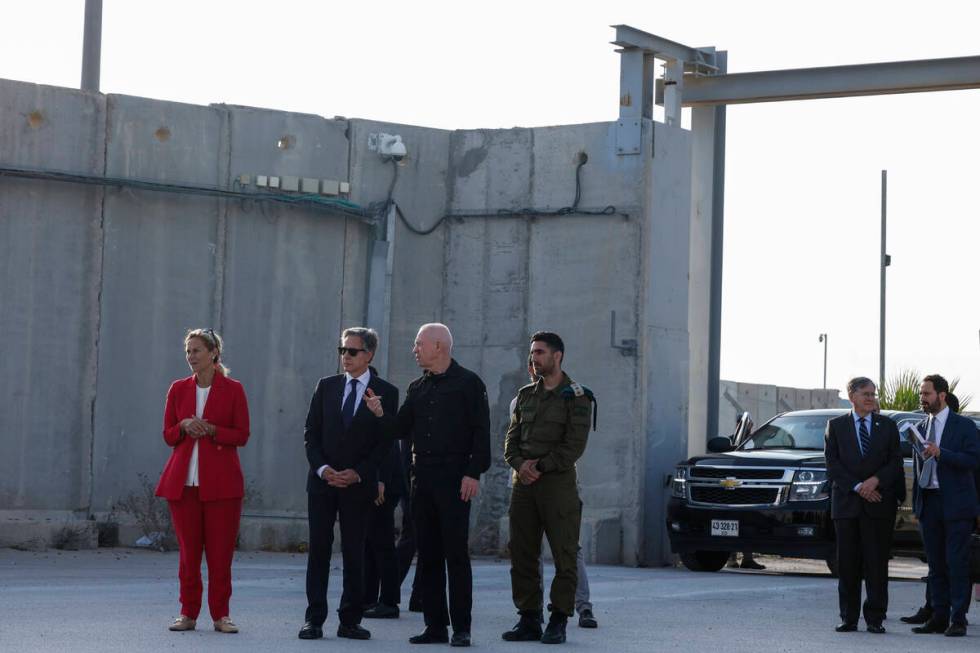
[719,477,741,490]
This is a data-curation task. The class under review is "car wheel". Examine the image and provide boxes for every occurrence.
[680,550,730,572]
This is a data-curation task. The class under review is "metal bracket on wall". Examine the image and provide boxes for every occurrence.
[615,119,641,155]
[610,310,638,356]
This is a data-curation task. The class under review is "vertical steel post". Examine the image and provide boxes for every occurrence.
[819,333,828,389]
[879,170,887,391]
[705,52,728,441]
[81,0,103,92]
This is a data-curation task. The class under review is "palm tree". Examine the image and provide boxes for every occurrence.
[879,368,971,411]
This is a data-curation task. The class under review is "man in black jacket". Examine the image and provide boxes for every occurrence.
[825,376,902,634]
[298,327,398,641]
[396,323,491,647]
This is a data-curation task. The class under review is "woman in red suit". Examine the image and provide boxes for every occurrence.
[155,328,250,634]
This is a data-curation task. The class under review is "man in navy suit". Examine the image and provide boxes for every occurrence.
[298,327,398,641]
[825,376,903,634]
[911,374,980,637]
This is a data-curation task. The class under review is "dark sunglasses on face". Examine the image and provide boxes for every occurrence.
[338,347,367,357]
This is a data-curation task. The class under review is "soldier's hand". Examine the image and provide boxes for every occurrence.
[365,388,384,417]
[460,476,479,502]
[519,459,541,485]
[375,482,386,505]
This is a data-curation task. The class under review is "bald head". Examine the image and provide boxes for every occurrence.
[414,323,453,373]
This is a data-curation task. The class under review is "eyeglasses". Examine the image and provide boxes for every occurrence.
[338,347,367,357]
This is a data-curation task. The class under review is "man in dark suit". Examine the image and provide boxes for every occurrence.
[911,374,980,637]
[363,434,408,618]
[298,327,398,641]
[825,376,903,634]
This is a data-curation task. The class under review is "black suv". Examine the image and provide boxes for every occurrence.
[666,408,980,574]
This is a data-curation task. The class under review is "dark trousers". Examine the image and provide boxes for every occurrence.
[305,486,372,626]
[414,465,472,632]
[364,494,401,607]
[509,471,581,617]
[920,489,973,625]
[397,492,423,601]
[834,513,894,625]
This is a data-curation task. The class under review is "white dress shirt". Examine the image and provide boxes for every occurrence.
[316,369,371,480]
[184,384,211,486]
[924,406,950,490]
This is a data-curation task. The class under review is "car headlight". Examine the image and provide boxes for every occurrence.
[790,469,828,501]
[671,466,688,498]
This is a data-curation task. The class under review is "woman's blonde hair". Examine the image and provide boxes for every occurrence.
[185,328,230,377]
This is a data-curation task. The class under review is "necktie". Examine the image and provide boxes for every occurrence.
[858,417,872,457]
[342,378,359,428]
[918,417,937,489]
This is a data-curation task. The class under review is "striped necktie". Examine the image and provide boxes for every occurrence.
[858,416,872,457]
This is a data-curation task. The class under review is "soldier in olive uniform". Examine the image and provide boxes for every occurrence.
[502,332,594,645]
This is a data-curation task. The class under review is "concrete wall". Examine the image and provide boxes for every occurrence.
[1,78,697,564]
[716,380,842,441]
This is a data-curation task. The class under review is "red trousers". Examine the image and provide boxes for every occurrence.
[168,486,242,620]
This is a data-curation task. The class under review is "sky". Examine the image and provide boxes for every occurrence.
[2,0,978,401]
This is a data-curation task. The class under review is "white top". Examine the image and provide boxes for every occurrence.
[185,384,211,487]
[924,406,950,490]
[315,369,371,480]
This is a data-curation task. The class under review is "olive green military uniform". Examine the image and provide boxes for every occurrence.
[504,372,592,618]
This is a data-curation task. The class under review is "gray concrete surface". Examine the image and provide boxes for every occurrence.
[0,549,973,652]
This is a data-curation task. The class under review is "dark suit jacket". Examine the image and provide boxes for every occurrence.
[378,440,408,500]
[156,372,251,502]
[912,410,980,520]
[825,412,903,519]
[304,367,398,494]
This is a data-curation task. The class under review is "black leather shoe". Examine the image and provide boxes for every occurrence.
[835,622,857,632]
[541,615,568,644]
[298,622,323,639]
[867,623,885,634]
[364,604,400,619]
[578,609,597,629]
[450,631,471,647]
[338,624,371,640]
[502,613,543,641]
[900,607,933,624]
[945,623,967,637]
[912,619,949,634]
[410,628,450,644]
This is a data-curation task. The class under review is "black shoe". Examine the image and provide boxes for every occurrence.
[450,631,471,647]
[867,623,885,634]
[298,622,323,639]
[364,604,400,619]
[912,619,949,634]
[900,606,933,624]
[578,609,597,629]
[337,624,371,640]
[835,622,857,632]
[502,613,543,641]
[945,623,967,637]
[541,614,568,644]
[410,628,450,644]
[409,595,424,613]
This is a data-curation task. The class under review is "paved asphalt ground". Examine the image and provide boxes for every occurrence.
[0,550,977,652]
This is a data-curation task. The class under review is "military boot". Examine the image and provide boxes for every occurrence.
[501,612,543,641]
[541,613,567,644]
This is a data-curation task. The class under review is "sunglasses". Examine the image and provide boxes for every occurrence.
[338,346,367,357]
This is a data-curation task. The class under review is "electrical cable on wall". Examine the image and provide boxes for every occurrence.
[380,153,628,236]
[0,164,374,222]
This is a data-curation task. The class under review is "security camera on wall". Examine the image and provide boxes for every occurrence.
[378,133,407,162]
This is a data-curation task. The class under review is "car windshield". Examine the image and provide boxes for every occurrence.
[739,414,832,451]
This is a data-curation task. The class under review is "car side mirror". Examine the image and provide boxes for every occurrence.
[707,436,733,453]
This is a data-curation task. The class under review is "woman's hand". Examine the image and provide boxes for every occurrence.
[181,417,210,439]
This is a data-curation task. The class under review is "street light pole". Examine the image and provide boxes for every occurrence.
[879,170,890,391]
[818,333,828,389]
[81,0,103,92]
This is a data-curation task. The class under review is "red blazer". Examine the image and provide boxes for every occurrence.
[155,372,250,502]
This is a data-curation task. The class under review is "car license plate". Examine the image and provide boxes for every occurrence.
[711,519,739,537]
